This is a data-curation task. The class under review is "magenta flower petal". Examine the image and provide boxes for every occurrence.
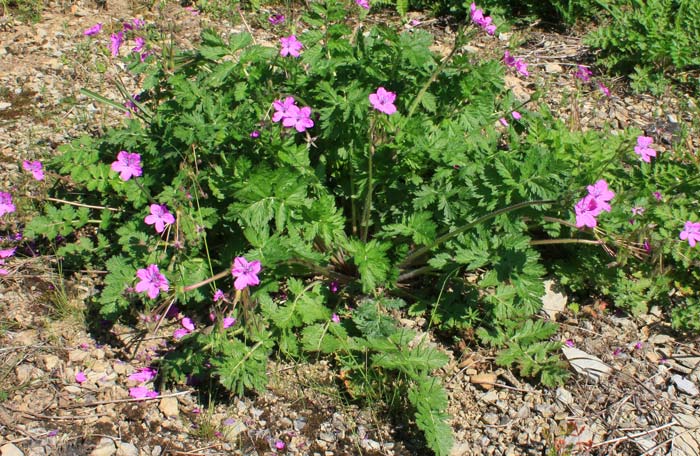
[128,367,157,383]
[75,371,87,383]
[181,317,195,331]
[223,317,236,328]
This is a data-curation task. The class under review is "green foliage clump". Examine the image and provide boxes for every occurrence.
[585,0,700,94]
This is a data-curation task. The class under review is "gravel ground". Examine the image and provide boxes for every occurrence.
[1,2,700,455]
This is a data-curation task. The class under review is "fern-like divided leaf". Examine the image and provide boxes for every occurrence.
[408,375,453,456]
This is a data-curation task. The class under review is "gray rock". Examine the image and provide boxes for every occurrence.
[359,439,381,452]
[555,387,574,406]
[294,417,307,431]
[481,413,499,425]
[672,375,699,397]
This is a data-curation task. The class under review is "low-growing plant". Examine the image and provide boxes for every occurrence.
[585,0,700,94]
[4,0,700,454]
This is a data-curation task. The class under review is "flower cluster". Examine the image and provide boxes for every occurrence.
[470,3,496,35]
[272,97,314,132]
[503,51,529,77]
[84,19,150,61]
[574,179,615,228]
[634,136,657,163]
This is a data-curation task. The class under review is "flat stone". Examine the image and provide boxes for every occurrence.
[116,442,138,456]
[0,102,11,111]
[69,350,89,363]
[40,354,61,370]
[0,443,25,456]
[90,437,116,456]
[672,375,699,397]
[159,397,179,417]
[481,413,499,425]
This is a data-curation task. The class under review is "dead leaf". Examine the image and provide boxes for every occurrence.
[561,346,612,382]
[541,279,567,320]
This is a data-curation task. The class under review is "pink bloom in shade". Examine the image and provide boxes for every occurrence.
[111,151,142,181]
[631,206,645,216]
[511,111,522,120]
[129,386,158,399]
[272,97,297,123]
[275,440,286,450]
[282,105,315,132]
[223,317,236,328]
[209,312,216,322]
[356,0,370,9]
[140,51,153,62]
[598,82,611,97]
[498,117,508,127]
[331,313,340,323]
[514,60,529,77]
[250,130,260,138]
[280,35,303,58]
[213,289,224,302]
[83,23,102,36]
[329,281,339,293]
[128,367,157,383]
[181,317,195,331]
[75,371,87,383]
[184,6,199,15]
[634,136,657,163]
[369,87,397,115]
[132,37,146,53]
[109,32,124,57]
[680,221,700,247]
[0,192,15,217]
[575,65,592,82]
[575,195,601,228]
[653,191,662,201]
[268,14,285,24]
[503,51,516,67]
[470,3,484,24]
[173,328,190,339]
[643,239,651,253]
[135,264,169,299]
[231,256,262,290]
[0,247,15,258]
[564,339,574,347]
[144,204,175,234]
[586,179,615,210]
[22,160,44,180]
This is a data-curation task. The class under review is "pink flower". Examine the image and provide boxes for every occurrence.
[575,65,592,82]
[129,386,158,399]
[223,317,236,328]
[586,179,615,212]
[471,2,495,33]
[184,6,199,15]
[514,60,529,77]
[653,191,662,201]
[275,440,286,450]
[250,130,260,138]
[144,204,175,234]
[132,18,146,30]
[182,317,195,332]
[612,347,622,356]
[75,371,87,383]
[173,328,190,339]
[331,313,340,323]
[111,151,142,181]
[634,341,643,350]
[0,247,16,258]
[498,117,508,127]
[631,206,645,216]
[0,192,16,217]
[231,256,261,290]
[132,37,146,53]
[503,50,516,66]
[356,0,370,9]
[643,240,651,253]
[268,14,285,24]
[680,221,700,247]
[272,97,297,123]
[564,339,574,347]
[280,35,303,57]
[511,111,522,120]
[109,32,124,57]
[282,105,315,132]
[83,23,102,36]
[0,261,7,276]
[598,82,611,97]
[213,289,224,301]
[369,87,397,115]
[128,367,157,383]
[329,281,339,293]
[634,136,656,163]
[135,264,169,299]
[575,195,600,228]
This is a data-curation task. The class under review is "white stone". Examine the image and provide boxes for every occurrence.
[116,442,138,456]
[0,443,25,456]
[90,438,116,456]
